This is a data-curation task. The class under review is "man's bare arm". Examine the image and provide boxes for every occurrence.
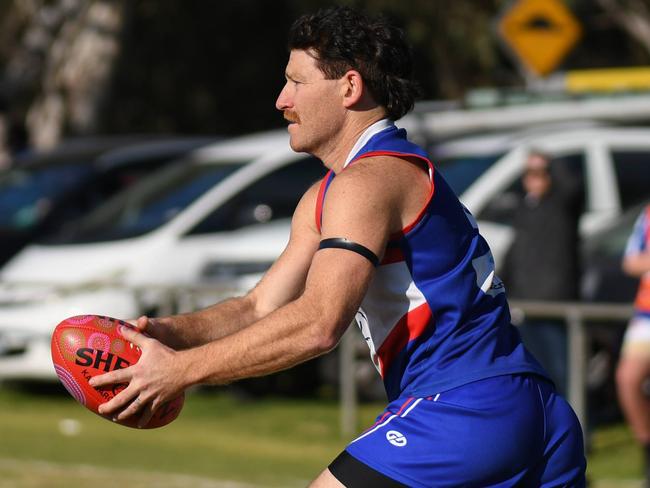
[140,182,322,350]
[160,156,422,384]
[92,156,429,422]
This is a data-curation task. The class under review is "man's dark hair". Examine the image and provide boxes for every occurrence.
[288,6,419,120]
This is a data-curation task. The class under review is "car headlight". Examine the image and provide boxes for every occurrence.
[0,329,37,357]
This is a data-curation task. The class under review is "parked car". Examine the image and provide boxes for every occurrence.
[0,136,220,267]
[0,130,326,380]
[581,202,644,304]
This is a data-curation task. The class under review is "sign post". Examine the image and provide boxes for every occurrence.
[497,0,582,80]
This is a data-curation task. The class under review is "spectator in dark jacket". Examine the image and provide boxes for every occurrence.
[502,150,583,395]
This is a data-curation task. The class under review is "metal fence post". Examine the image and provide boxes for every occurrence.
[566,306,588,441]
[339,326,358,437]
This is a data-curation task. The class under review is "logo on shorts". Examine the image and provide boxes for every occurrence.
[386,430,407,447]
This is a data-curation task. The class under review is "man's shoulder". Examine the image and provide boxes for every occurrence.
[338,154,428,192]
[325,160,406,213]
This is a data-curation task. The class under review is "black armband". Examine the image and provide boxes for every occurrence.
[318,238,380,267]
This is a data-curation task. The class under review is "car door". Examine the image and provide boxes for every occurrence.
[607,145,650,213]
[167,155,327,286]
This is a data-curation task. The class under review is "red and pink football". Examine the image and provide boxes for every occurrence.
[51,314,184,429]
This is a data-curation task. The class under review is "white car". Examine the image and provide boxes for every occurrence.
[433,126,650,268]
[0,129,327,380]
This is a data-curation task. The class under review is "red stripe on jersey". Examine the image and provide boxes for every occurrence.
[315,170,334,233]
[381,246,405,265]
[376,302,433,377]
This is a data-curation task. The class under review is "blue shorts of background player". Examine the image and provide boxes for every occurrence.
[329,373,586,487]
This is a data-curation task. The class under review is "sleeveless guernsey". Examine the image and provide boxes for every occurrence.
[316,124,547,401]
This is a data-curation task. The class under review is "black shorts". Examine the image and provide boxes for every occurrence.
[329,450,407,487]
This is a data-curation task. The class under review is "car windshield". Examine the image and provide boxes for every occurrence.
[435,154,503,195]
[0,164,93,230]
[44,162,242,244]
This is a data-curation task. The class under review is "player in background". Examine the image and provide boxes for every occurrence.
[91,7,586,487]
[617,204,650,486]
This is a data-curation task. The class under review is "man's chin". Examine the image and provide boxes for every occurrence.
[287,129,307,153]
[288,138,306,153]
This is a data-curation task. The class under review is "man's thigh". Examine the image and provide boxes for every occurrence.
[309,469,346,487]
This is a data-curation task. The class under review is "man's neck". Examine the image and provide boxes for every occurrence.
[318,111,387,173]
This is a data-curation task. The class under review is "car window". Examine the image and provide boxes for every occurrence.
[611,151,650,211]
[45,163,243,243]
[0,164,93,230]
[188,157,326,234]
[477,153,586,225]
[435,154,503,195]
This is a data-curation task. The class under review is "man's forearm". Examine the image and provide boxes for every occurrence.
[150,294,261,350]
[178,294,345,387]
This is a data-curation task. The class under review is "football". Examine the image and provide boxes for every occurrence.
[51,314,184,428]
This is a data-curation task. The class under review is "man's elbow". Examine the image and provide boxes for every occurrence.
[306,314,348,355]
[312,328,341,354]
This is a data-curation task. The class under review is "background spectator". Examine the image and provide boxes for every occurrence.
[502,150,583,396]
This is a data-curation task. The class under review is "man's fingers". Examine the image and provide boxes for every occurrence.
[116,393,147,421]
[137,402,156,428]
[89,367,130,389]
[135,315,150,332]
[97,384,139,416]
[118,323,148,347]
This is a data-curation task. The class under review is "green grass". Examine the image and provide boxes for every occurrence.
[0,385,381,487]
[0,385,645,487]
[588,422,645,482]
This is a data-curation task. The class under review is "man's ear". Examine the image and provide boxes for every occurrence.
[341,70,364,108]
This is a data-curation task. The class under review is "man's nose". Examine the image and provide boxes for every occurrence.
[275,83,292,111]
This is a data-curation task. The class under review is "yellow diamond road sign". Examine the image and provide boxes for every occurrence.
[498,0,582,77]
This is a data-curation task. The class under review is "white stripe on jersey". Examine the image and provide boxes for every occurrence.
[355,260,428,372]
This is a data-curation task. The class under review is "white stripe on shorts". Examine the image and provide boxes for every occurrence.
[351,414,398,444]
[351,397,425,444]
[401,397,423,417]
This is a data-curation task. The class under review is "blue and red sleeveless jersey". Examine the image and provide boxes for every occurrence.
[625,205,650,316]
[316,125,547,401]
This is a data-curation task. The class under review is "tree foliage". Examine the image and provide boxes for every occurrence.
[0,0,649,148]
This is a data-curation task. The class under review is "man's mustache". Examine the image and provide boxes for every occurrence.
[284,111,300,124]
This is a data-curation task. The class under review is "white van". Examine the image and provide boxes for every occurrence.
[0,130,327,380]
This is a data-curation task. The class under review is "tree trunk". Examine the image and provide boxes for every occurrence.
[14,0,124,149]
